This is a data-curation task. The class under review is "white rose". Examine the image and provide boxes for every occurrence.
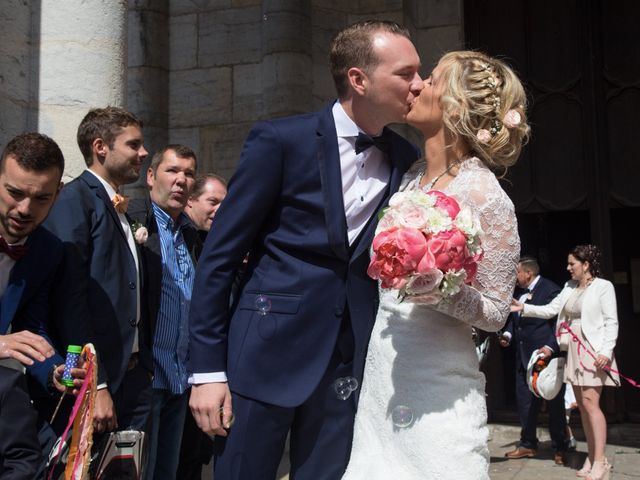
[134,226,149,244]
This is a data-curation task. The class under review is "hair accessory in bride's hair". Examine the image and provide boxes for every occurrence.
[476,129,491,144]
[503,109,521,128]
[476,118,503,144]
[489,118,502,136]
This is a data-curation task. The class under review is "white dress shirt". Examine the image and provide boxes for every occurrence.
[333,101,391,244]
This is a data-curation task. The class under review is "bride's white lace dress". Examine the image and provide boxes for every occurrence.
[343,158,520,480]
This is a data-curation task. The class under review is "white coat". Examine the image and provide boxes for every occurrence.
[522,277,618,360]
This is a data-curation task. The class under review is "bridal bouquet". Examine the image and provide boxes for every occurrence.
[367,190,483,304]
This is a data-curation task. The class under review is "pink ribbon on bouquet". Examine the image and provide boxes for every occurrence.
[556,321,640,389]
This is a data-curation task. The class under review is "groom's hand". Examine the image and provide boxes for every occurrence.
[190,382,233,437]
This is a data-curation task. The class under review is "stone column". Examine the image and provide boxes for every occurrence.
[261,0,312,118]
[38,0,128,181]
[0,0,33,148]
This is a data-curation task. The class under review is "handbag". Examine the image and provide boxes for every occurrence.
[89,430,146,479]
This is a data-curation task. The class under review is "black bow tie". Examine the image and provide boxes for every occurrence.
[0,236,28,261]
[355,131,391,155]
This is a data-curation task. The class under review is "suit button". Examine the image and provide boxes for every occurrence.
[129,282,136,290]
[129,318,137,326]
[334,306,343,317]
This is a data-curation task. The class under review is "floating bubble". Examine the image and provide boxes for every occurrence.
[391,405,413,428]
[345,377,359,391]
[263,14,268,21]
[333,376,359,400]
[255,295,271,316]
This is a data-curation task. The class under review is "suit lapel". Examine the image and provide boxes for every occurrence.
[80,171,129,244]
[1,254,30,331]
[316,105,349,261]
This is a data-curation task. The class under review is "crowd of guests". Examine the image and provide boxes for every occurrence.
[0,109,228,479]
[0,18,623,480]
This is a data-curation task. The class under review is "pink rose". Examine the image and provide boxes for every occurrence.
[426,191,460,219]
[134,226,148,244]
[503,109,521,128]
[368,227,428,289]
[477,129,491,143]
[405,269,444,296]
[396,203,430,230]
[424,228,469,272]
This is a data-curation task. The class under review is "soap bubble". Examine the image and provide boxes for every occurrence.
[255,295,271,316]
[333,376,359,400]
[391,405,414,428]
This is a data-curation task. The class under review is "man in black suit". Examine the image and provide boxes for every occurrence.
[500,256,567,464]
[44,107,153,436]
[0,365,41,479]
[128,144,201,479]
[0,133,84,477]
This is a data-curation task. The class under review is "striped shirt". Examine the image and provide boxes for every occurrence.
[151,203,195,394]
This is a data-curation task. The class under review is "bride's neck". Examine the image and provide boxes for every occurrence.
[423,134,469,175]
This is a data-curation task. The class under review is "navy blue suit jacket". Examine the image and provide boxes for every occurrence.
[505,276,562,369]
[44,170,150,392]
[0,226,64,389]
[188,102,419,407]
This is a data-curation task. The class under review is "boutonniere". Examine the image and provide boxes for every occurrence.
[526,293,533,301]
[131,221,148,245]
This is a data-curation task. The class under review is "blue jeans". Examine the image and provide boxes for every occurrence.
[145,388,189,479]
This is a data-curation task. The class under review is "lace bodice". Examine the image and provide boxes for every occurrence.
[400,157,520,332]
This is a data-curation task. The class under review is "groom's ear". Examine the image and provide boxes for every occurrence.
[347,67,368,96]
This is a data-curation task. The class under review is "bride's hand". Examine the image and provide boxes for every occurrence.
[510,298,523,313]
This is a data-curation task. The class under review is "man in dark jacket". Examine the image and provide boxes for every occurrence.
[501,256,567,464]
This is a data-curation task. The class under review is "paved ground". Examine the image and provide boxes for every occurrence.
[204,423,640,479]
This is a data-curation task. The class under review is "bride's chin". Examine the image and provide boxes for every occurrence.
[406,116,423,130]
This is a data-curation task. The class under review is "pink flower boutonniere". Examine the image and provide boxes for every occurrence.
[131,222,148,245]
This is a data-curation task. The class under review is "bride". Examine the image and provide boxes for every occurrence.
[343,51,529,479]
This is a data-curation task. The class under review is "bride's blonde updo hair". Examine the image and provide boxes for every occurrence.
[438,51,530,171]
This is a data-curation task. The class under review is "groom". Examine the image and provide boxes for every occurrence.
[188,20,423,479]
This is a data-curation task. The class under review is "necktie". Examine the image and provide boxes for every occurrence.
[0,236,28,261]
[355,131,392,155]
[112,193,129,214]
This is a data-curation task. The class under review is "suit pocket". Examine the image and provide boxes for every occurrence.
[237,292,301,342]
[238,291,301,315]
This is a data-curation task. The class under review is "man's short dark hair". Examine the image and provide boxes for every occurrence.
[1,132,64,178]
[190,173,227,199]
[149,144,198,174]
[329,20,411,98]
[519,255,540,276]
[77,106,142,166]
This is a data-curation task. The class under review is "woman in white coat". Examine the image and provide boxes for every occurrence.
[512,245,619,480]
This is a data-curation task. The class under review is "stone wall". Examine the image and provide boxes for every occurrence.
[138,0,465,182]
[0,0,463,183]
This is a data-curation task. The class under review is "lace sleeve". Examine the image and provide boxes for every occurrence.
[432,163,520,331]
